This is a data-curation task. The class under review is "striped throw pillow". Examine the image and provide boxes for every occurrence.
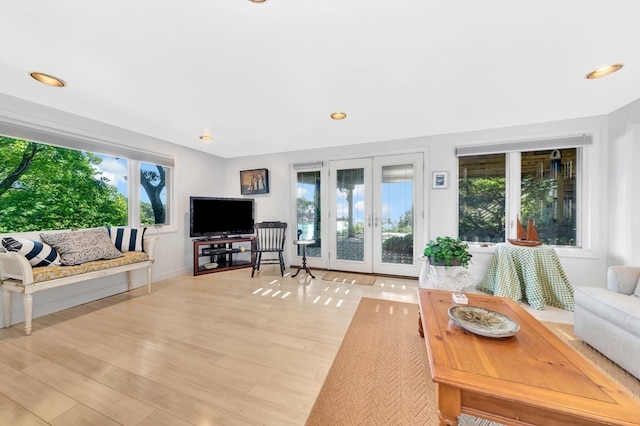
[1,237,62,267]
[107,227,146,252]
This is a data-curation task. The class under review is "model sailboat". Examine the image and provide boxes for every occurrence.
[508,216,542,246]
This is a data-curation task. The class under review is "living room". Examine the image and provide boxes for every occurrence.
[2,96,637,322]
[1,1,639,424]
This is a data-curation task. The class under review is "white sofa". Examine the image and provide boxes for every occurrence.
[574,266,640,380]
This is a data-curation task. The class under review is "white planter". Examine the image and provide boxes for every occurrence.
[418,257,430,288]
[418,257,474,291]
[434,265,461,278]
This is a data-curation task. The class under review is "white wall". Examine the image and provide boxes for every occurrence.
[607,99,640,266]
[1,95,227,326]
[222,111,626,289]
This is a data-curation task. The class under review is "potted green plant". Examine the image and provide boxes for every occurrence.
[423,236,472,268]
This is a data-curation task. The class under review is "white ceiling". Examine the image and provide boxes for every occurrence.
[1,1,639,158]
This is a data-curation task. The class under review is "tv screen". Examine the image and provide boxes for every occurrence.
[190,197,255,238]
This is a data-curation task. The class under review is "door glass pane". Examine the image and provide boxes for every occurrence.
[458,154,506,243]
[380,164,414,264]
[521,148,577,246]
[296,170,321,258]
[336,168,365,262]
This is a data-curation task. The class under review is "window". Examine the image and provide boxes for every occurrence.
[0,136,172,233]
[141,162,169,225]
[459,153,506,243]
[521,148,577,245]
[457,135,589,247]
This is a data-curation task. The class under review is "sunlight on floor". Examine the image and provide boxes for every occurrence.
[250,269,574,323]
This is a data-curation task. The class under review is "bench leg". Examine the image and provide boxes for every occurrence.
[147,266,152,294]
[23,293,33,336]
[2,289,11,328]
[127,270,133,292]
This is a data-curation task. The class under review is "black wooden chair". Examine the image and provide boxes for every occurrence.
[252,221,287,277]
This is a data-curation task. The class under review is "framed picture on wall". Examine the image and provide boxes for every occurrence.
[432,171,448,189]
[240,168,270,195]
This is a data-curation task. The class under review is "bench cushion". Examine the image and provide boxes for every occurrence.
[32,251,149,283]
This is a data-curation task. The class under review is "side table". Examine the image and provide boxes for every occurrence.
[477,242,574,310]
[292,239,315,278]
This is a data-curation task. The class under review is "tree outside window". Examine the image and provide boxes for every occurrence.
[141,162,168,225]
[0,136,170,233]
[458,148,579,246]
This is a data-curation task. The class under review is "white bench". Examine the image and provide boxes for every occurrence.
[0,236,158,335]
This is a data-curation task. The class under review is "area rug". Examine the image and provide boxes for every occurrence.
[321,271,376,286]
[305,297,497,426]
[305,297,639,426]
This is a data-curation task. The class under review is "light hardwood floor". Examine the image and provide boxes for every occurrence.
[0,266,572,426]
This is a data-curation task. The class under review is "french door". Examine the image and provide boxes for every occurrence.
[329,154,423,275]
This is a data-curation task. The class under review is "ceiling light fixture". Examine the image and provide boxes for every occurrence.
[29,72,66,87]
[585,63,624,80]
[331,112,347,120]
[199,134,214,142]
[249,0,267,3]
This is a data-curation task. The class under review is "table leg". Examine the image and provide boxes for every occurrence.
[437,384,461,426]
[292,244,315,278]
[418,312,424,338]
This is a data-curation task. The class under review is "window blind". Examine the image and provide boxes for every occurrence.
[0,120,175,167]
[456,134,592,157]
[292,161,324,170]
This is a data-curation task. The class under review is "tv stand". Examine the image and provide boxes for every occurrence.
[193,236,255,276]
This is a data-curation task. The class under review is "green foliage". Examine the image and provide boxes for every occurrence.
[0,137,128,232]
[395,209,413,234]
[423,236,472,268]
[460,172,576,246]
[297,197,315,221]
[520,175,575,245]
[459,176,505,242]
[141,201,156,225]
[382,234,413,255]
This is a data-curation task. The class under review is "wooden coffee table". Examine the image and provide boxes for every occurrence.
[417,288,640,425]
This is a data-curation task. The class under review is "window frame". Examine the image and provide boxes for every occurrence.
[457,133,594,254]
[0,133,176,233]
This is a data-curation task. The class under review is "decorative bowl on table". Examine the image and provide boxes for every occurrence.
[448,305,519,338]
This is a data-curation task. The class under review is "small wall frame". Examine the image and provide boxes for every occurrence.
[432,171,448,189]
[240,168,270,195]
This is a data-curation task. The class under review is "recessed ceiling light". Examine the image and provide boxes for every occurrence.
[585,63,624,79]
[199,134,214,142]
[29,72,66,87]
[249,0,267,3]
[331,112,347,120]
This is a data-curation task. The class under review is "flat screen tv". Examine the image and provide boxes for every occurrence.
[190,197,255,238]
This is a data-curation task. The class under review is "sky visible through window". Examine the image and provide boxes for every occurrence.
[95,155,157,203]
[298,181,413,224]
